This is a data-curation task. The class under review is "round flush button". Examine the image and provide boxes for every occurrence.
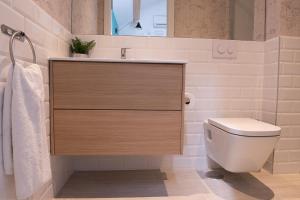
[217,45,225,54]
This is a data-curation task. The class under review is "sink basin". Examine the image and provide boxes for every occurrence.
[49,57,187,64]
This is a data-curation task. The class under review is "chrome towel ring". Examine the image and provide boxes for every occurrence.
[1,24,37,66]
[9,31,37,66]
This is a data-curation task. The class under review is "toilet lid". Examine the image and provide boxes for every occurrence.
[208,118,281,137]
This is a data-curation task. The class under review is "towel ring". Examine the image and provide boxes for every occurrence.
[9,31,37,66]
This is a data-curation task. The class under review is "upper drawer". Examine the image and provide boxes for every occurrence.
[51,61,184,110]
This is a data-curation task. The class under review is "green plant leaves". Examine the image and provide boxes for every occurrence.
[70,37,96,54]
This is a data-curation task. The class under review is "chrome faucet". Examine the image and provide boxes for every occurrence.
[121,48,130,59]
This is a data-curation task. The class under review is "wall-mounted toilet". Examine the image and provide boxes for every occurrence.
[204,118,281,173]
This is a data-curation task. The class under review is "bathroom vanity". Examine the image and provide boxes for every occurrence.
[49,58,185,155]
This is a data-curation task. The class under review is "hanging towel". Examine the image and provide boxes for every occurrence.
[1,55,14,175]
[0,55,11,175]
[2,61,51,200]
[0,82,5,136]
[2,65,13,175]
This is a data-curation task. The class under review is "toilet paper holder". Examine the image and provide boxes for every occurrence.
[185,96,190,105]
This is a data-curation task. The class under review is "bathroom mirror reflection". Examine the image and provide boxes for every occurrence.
[71,0,266,41]
[112,0,168,37]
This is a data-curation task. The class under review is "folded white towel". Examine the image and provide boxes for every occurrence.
[2,61,51,199]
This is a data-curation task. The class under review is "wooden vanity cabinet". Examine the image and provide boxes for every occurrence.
[49,60,185,155]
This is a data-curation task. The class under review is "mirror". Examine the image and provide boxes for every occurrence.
[71,0,266,41]
[112,0,168,37]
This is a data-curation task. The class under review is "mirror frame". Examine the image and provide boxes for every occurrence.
[103,0,175,37]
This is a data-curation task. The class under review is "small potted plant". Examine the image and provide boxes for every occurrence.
[70,37,96,58]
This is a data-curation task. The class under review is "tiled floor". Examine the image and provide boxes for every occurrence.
[54,169,300,200]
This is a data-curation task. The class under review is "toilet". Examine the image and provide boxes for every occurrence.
[204,118,281,173]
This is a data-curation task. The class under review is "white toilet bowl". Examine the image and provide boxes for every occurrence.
[204,118,281,173]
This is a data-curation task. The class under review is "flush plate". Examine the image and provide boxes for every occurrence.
[213,40,237,59]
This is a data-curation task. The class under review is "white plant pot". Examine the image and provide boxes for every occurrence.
[72,53,89,58]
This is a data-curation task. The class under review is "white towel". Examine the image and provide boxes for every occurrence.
[2,61,51,199]
[0,83,5,137]
[2,65,13,175]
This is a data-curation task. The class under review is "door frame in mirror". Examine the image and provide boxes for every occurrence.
[104,0,174,37]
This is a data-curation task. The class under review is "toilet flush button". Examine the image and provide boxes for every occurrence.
[227,47,233,54]
[213,40,237,59]
[217,45,226,54]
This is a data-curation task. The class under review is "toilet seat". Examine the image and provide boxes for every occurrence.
[208,118,281,137]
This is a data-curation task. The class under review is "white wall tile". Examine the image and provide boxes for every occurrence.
[34,5,54,34]
[184,134,204,145]
[273,162,300,174]
[289,151,300,162]
[274,150,290,162]
[274,37,300,174]
[24,18,47,46]
[277,113,300,126]
[265,37,279,52]
[280,50,294,62]
[0,0,11,6]
[183,145,206,157]
[12,0,38,22]
[0,2,24,54]
[280,126,300,138]
[280,37,300,50]
[35,45,49,66]
[184,122,204,133]
[295,52,300,63]
[279,76,293,87]
[276,138,300,150]
[281,63,300,75]
[172,38,212,51]
[0,2,24,31]
[237,41,264,52]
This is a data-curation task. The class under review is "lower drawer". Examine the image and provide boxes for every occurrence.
[53,110,182,155]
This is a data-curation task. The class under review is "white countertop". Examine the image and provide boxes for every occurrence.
[49,57,187,64]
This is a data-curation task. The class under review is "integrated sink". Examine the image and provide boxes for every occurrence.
[49,57,186,64]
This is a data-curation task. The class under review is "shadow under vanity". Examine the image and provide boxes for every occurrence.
[49,58,186,155]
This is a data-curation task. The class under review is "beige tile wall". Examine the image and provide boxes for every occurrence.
[32,0,72,31]
[266,0,300,39]
[0,0,73,199]
[266,0,281,40]
[174,0,230,39]
[253,0,266,41]
[280,0,300,38]
[231,0,255,41]
[72,0,105,35]
[274,36,300,174]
